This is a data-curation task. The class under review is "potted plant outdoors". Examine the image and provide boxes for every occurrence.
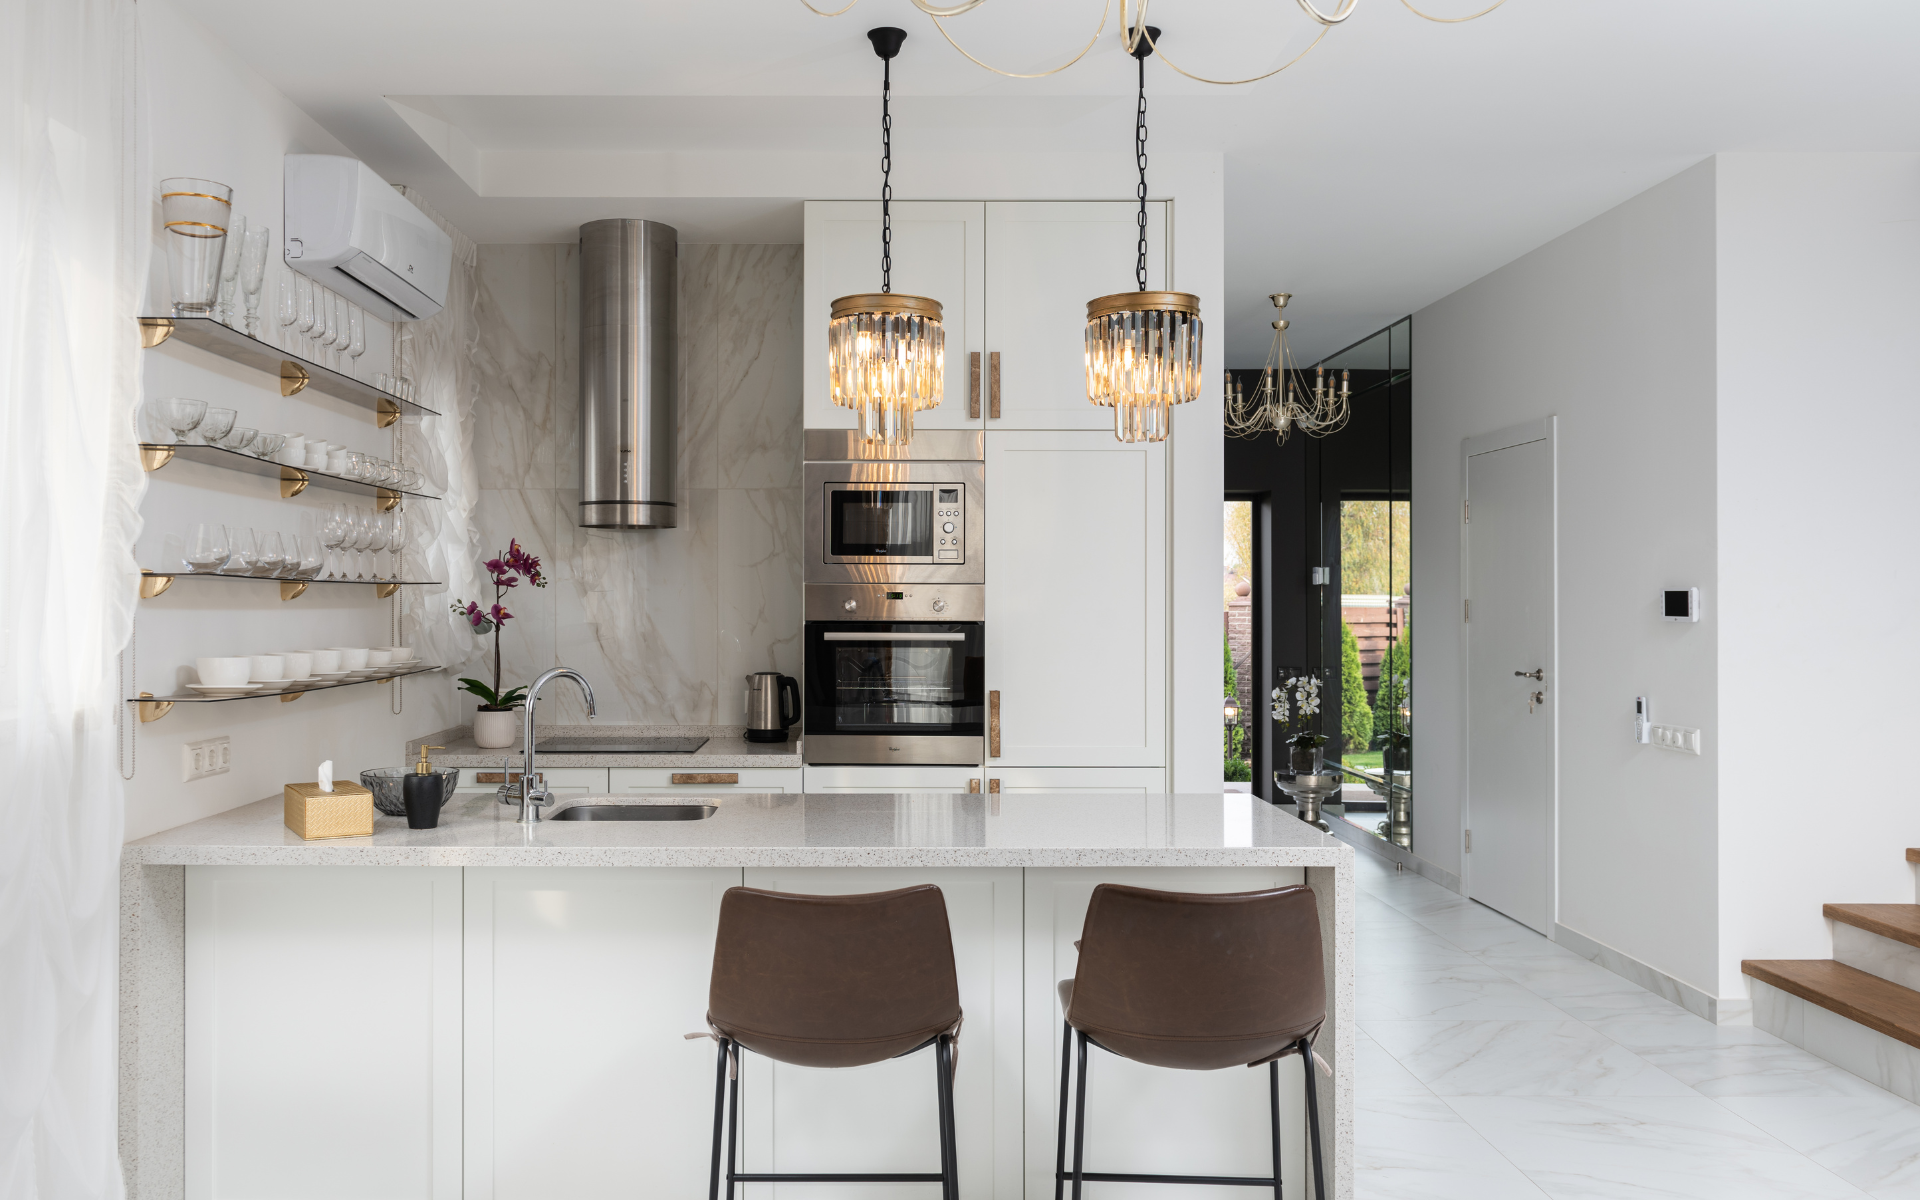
[451,539,547,748]
[1272,671,1330,775]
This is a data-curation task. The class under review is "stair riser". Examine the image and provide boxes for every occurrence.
[1833,923,1920,992]
[1751,978,1920,1105]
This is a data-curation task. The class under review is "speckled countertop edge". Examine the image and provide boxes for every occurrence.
[407,724,803,770]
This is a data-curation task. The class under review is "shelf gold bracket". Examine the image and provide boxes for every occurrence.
[280,360,310,397]
[279,690,304,703]
[376,397,401,429]
[375,582,401,599]
[375,488,400,512]
[280,468,310,499]
[279,580,309,602]
[139,318,174,349]
[137,692,174,723]
[139,571,174,599]
[140,445,176,472]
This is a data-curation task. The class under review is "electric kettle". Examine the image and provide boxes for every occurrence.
[744,672,800,743]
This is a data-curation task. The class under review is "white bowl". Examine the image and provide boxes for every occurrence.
[379,645,417,663]
[328,647,370,671]
[248,654,286,682]
[308,649,343,674]
[274,651,314,680]
[366,650,393,668]
[187,682,262,694]
[195,656,252,687]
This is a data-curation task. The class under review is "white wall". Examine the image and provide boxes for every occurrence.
[128,0,457,839]
[1715,153,1920,996]
[1413,160,1722,996]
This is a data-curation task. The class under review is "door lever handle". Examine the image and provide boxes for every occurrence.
[1514,669,1544,681]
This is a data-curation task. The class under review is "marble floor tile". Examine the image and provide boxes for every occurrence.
[1358,938,1487,978]
[1447,1096,1872,1199]
[1355,1029,1433,1097]
[1580,1006,1787,1052]
[1357,966,1574,1022]
[1634,1038,1897,1098]
[1715,1095,1920,1199]
[1355,1096,1549,1199]
[1364,1021,1696,1097]
[1489,955,1685,1016]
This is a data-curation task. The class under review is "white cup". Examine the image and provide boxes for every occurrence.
[274,651,313,680]
[308,649,343,674]
[280,434,306,466]
[304,442,328,470]
[325,449,348,475]
[248,654,286,682]
[380,645,416,662]
[329,646,370,671]
[366,649,393,669]
[195,656,252,687]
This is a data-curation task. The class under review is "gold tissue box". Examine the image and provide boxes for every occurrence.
[284,782,375,840]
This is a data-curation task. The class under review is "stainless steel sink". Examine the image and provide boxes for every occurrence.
[548,803,717,822]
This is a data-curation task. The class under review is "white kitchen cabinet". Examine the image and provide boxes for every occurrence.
[185,866,463,1200]
[804,200,986,432]
[607,766,800,793]
[985,431,1166,768]
[451,766,607,801]
[984,766,1168,795]
[983,201,1167,431]
[803,764,982,792]
[462,867,739,1200]
[739,867,1023,1199]
[1023,867,1312,1199]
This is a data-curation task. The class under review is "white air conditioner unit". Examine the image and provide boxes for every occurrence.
[283,155,451,322]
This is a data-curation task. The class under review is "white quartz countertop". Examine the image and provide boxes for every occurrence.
[123,792,1352,869]
[408,724,802,770]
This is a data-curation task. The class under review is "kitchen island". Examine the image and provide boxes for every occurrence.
[120,792,1353,1200]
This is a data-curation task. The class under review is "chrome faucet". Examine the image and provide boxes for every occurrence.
[514,667,596,824]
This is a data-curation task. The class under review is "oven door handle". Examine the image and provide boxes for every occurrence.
[819,632,968,641]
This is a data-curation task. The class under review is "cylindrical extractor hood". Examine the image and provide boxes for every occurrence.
[579,219,677,529]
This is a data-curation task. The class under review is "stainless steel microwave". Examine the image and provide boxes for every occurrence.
[803,459,985,585]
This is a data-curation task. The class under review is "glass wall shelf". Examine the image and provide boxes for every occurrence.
[130,663,442,721]
[138,570,441,602]
[137,316,440,425]
[139,442,438,507]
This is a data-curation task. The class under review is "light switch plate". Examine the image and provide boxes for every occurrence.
[184,735,231,781]
[1650,724,1701,755]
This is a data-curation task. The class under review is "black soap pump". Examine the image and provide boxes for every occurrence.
[403,745,445,829]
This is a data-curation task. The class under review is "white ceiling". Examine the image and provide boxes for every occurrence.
[173,0,1920,363]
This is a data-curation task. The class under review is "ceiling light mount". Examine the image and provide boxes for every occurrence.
[866,25,907,59]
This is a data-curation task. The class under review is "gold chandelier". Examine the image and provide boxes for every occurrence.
[1084,27,1202,444]
[1224,292,1352,443]
[827,27,945,447]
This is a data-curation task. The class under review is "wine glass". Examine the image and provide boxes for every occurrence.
[183,523,229,574]
[215,213,246,326]
[240,226,270,337]
[254,530,288,578]
[222,526,257,575]
[293,535,325,579]
[320,504,348,579]
[147,396,206,444]
[350,507,376,579]
[347,302,366,375]
[365,511,390,580]
[197,407,237,446]
[319,287,339,349]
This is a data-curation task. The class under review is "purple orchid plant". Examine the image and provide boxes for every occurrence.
[451,539,547,710]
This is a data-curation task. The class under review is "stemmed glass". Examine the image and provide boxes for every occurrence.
[365,510,390,580]
[240,226,270,337]
[183,523,229,574]
[350,508,376,580]
[215,213,246,326]
[296,277,316,352]
[197,407,237,447]
[347,303,366,378]
[322,503,350,579]
[278,274,299,349]
[147,396,206,444]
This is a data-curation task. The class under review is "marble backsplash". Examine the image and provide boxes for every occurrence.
[458,241,802,724]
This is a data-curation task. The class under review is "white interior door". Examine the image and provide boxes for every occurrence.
[1465,434,1555,933]
[803,200,985,430]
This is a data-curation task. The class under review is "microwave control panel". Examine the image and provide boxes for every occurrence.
[934,487,963,561]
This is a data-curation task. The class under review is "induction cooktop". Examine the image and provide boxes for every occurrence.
[533,737,710,754]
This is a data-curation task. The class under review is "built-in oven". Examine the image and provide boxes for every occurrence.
[803,584,985,765]
[803,432,984,586]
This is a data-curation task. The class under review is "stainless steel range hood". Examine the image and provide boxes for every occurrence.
[579,219,677,529]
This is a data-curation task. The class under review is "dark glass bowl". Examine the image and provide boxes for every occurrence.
[360,767,462,817]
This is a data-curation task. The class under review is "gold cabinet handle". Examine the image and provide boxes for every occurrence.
[989,689,1001,758]
[969,351,981,419]
[672,772,738,785]
[968,778,981,793]
[987,778,1000,793]
[989,351,1001,419]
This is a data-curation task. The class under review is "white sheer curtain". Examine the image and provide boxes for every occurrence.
[0,1,148,1197]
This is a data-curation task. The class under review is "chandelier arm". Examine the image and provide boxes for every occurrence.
[1295,0,1360,25]
[909,0,990,15]
[1399,0,1508,21]
[926,0,1111,79]
[1138,23,1329,87]
[798,0,864,15]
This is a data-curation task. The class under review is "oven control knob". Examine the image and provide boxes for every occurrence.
[842,598,857,612]
[931,598,947,614]
[942,522,955,533]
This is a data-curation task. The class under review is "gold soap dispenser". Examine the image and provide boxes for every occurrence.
[403,745,446,830]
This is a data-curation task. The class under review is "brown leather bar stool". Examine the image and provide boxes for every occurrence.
[703,884,963,1200]
[1054,883,1327,1200]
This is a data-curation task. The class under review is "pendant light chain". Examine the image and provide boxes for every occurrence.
[881,52,894,294]
[1134,53,1149,292]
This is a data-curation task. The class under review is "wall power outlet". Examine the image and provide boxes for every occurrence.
[1649,724,1701,756]
[184,736,231,782]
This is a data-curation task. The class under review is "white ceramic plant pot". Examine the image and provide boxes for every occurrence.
[472,707,519,749]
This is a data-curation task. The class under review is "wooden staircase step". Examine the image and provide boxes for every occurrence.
[1742,959,1920,1051]
[1825,904,1920,951]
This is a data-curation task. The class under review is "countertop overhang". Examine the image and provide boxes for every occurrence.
[409,725,803,770]
[123,792,1352,870]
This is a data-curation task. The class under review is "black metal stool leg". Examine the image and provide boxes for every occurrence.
[934,1034,957,1200]
[1299,1040,1325,1200]
[724,1042,742,1200]
[1269,1057,1284,1200]
[1055,1020,1072,1200]
[1069,1030,1090,1200]
[709,1037,729,1200]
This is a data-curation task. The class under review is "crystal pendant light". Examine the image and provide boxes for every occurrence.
[1085,27,1203,444]
[828,27,945,448]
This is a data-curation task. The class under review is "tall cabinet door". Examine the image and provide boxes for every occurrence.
[983,201,1168,431]
[803,200,986,431]
[985,431,1166,767]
